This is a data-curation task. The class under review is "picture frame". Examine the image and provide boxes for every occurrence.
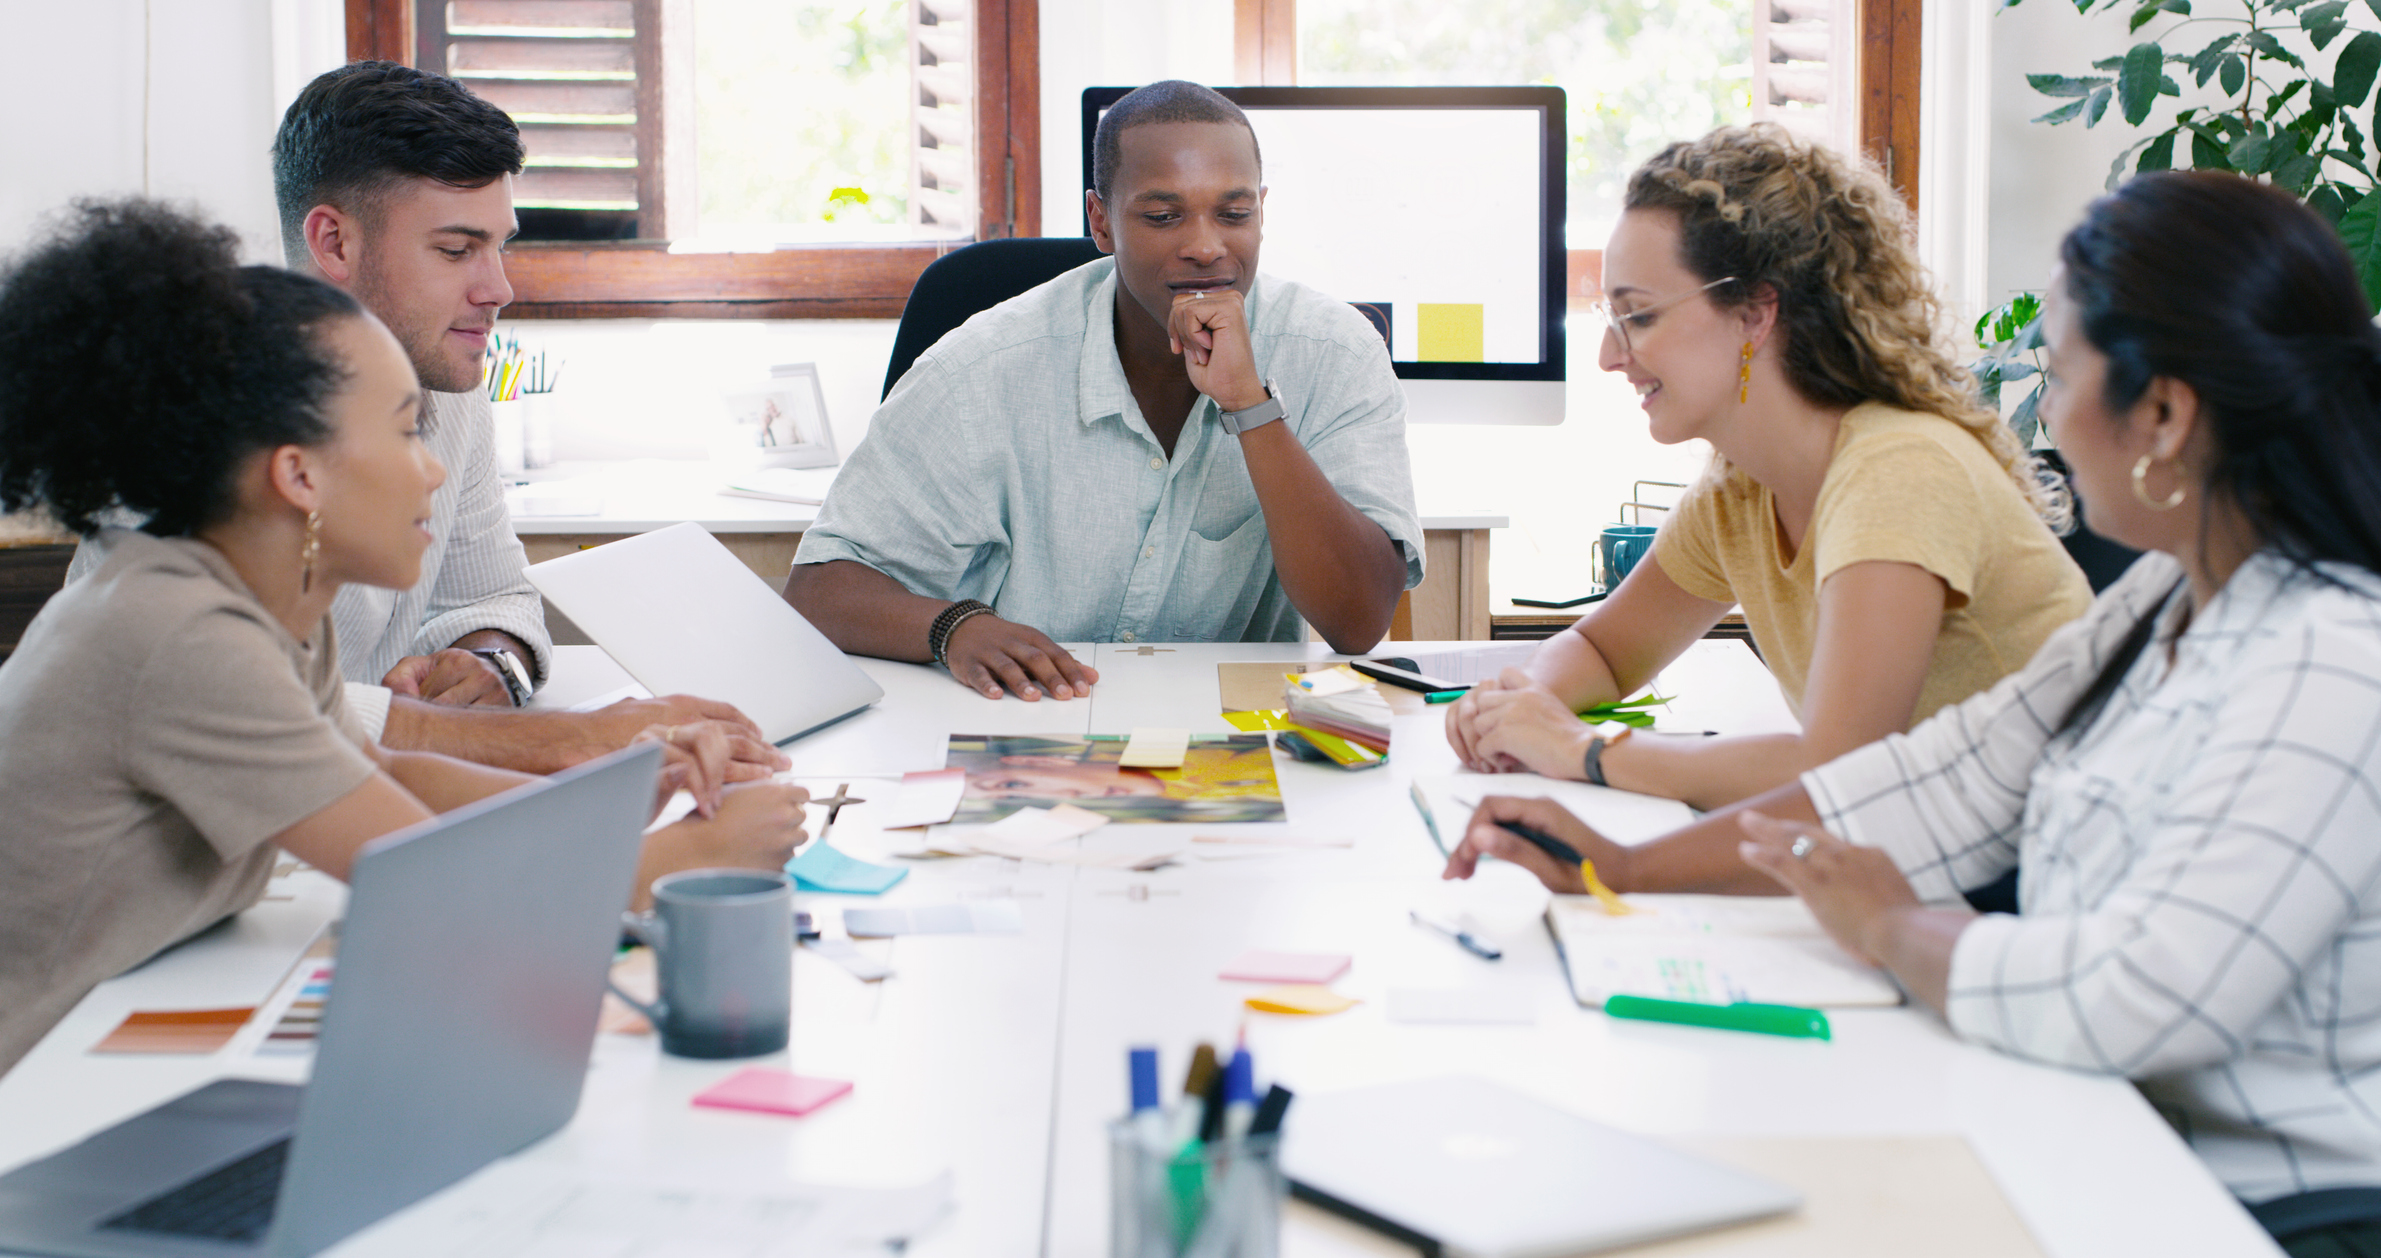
[719,362,837,469]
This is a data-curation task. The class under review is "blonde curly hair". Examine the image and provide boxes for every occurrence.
[1624,124,2068,529]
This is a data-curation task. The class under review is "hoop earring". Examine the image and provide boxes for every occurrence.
[299,509,321,593]
[2130,454,2186,511]
[1738,341,1755,405]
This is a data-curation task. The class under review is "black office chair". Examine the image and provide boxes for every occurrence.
[881,236,1108,400]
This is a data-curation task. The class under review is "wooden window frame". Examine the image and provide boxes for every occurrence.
[351,0,1040,318]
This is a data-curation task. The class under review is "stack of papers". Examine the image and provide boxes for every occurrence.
[1283,666,1392,752]
[719,466,839,505]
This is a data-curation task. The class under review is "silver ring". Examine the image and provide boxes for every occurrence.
[1790,835,1816,860]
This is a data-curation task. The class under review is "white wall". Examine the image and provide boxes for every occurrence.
[1037,0,1235,237]
[1981,1,2136,311]
[0,0,343,263]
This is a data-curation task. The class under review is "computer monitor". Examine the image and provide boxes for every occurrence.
[1081,85,1567,426]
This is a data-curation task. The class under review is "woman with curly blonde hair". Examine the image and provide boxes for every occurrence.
[1447,125,2091,811]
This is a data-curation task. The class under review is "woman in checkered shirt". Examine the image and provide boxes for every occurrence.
[1445,171,2381,1253]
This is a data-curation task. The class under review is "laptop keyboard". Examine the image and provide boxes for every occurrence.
[99,1137,288,1243]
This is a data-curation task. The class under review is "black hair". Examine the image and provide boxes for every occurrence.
[1091,80,1261,204]
[271,60,524,262]
[2054,170,2381,735]
[0,199,362,538]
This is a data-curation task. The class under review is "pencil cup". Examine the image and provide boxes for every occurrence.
[1108,1121,1282,1258]
[608,868,792,1058]
[490,398,526,475]
[522,392,557,468]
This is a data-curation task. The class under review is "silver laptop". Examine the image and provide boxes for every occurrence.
[0,742,663,1258]
[527,522,884,744]
[1282,1076,1801,1257]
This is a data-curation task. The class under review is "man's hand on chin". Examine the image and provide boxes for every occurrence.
[382,649,511,707]
[1167,289,1267,413]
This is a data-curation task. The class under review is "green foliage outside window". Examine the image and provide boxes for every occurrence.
[694,0,911,236]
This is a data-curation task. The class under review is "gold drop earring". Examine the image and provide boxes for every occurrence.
[300,510,321,594]
[1738,340,1755,405]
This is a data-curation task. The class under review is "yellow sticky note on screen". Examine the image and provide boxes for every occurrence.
[1245,984,1361,1015]
[1416,303,1486,362]
[1119,727,1191,768]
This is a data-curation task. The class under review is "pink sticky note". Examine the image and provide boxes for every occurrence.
[1219,950,1352,984]
[691,1068,853,1118]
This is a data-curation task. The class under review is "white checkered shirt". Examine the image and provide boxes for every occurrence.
[1803,548,2381,1202]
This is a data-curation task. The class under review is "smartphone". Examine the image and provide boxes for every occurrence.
[1351,657,1461,694]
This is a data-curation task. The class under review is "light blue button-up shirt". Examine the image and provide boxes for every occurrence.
[795,258,1423,643]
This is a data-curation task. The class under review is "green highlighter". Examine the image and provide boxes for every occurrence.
[1604,994,1832,1041]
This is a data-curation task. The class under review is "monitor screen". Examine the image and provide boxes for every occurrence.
[1081,86,1566,390]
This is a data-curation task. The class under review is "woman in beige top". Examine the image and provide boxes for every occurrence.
[0,201,808,1074]
[1446,126,2090,811]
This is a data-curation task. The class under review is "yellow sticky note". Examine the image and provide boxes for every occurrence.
[1245,984,1361,1015]
[1416,303,1486,362]
[1222,709,1297,732]
[1119,727,1191,768]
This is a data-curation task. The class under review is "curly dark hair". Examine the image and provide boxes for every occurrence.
[272,60,524,263]
[0,199,362,537]
[1092,80,1260,204]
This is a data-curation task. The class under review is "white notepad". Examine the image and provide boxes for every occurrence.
[1548,894,1904,1008]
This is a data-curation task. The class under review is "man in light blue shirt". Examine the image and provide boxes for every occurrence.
[788,80,1423,701]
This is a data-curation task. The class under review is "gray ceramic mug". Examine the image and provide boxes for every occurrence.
[608,868,792,1059]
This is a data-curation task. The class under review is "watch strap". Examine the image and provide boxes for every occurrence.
[468,647,535,706]
[1218,379,1285,435]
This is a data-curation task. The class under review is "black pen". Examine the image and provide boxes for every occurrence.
[1410,910,1502,960]
[1495,818,1583,867]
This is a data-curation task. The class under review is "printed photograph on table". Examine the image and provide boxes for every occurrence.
[947,734,1285,825]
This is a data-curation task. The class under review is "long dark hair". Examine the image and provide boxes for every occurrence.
[2056,171,2381,733]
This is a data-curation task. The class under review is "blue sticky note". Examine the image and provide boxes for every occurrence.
[788,843,908,895]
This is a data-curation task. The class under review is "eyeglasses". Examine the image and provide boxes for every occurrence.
[1591,275,1739,357]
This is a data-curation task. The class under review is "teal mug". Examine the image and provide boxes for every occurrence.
[1597,525,1657,591]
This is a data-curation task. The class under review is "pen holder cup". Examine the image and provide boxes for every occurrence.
[1109,1121,1282,1258]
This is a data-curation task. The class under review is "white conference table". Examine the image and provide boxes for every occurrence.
[0,641,2280,1256]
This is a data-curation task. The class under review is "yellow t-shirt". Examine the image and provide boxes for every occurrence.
[1652,402,2091,726]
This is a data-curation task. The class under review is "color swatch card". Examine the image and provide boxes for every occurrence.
[871,768,966,829]
[1220,950,1352,984]
[788,842,909,895]
[257,960,336,1055]
[844,901,1024,937]
[1118,727,1191,768]
[692,1068,853,1118]
[91,1007,255,1055]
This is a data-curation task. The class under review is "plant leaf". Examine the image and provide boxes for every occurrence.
[2140,129,2179,170]
[2029,72,2112,97]
[2311,182,2349,224]
[2189,33,2239,86]
[2087,84,2115,126]
[2248,30,2308,70]
[2337,31,2381,105]
[2230,132,2276,172]
[2221,52,2247,96]
[2191,125,2231,167]
[2335,192,2381,314]
[2009,388,2043,450]
[2119,43,2167,124]
[2035,96,2091,124]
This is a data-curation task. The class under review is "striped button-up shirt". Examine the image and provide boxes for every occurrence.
[1804,549,2381,1202]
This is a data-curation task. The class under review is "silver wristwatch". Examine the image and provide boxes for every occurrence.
[468,646,536,706]
[1217,379,1285,436]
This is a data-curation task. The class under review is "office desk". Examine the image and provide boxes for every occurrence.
[0,643,2279,1256]
[505,459,1509,640]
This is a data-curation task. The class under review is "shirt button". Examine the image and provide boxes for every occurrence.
[1120,630,1137,642]
[1142,546,1156,559]
[1148,457,1164,470]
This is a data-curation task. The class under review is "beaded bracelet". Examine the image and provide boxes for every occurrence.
[928,599,996,668]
